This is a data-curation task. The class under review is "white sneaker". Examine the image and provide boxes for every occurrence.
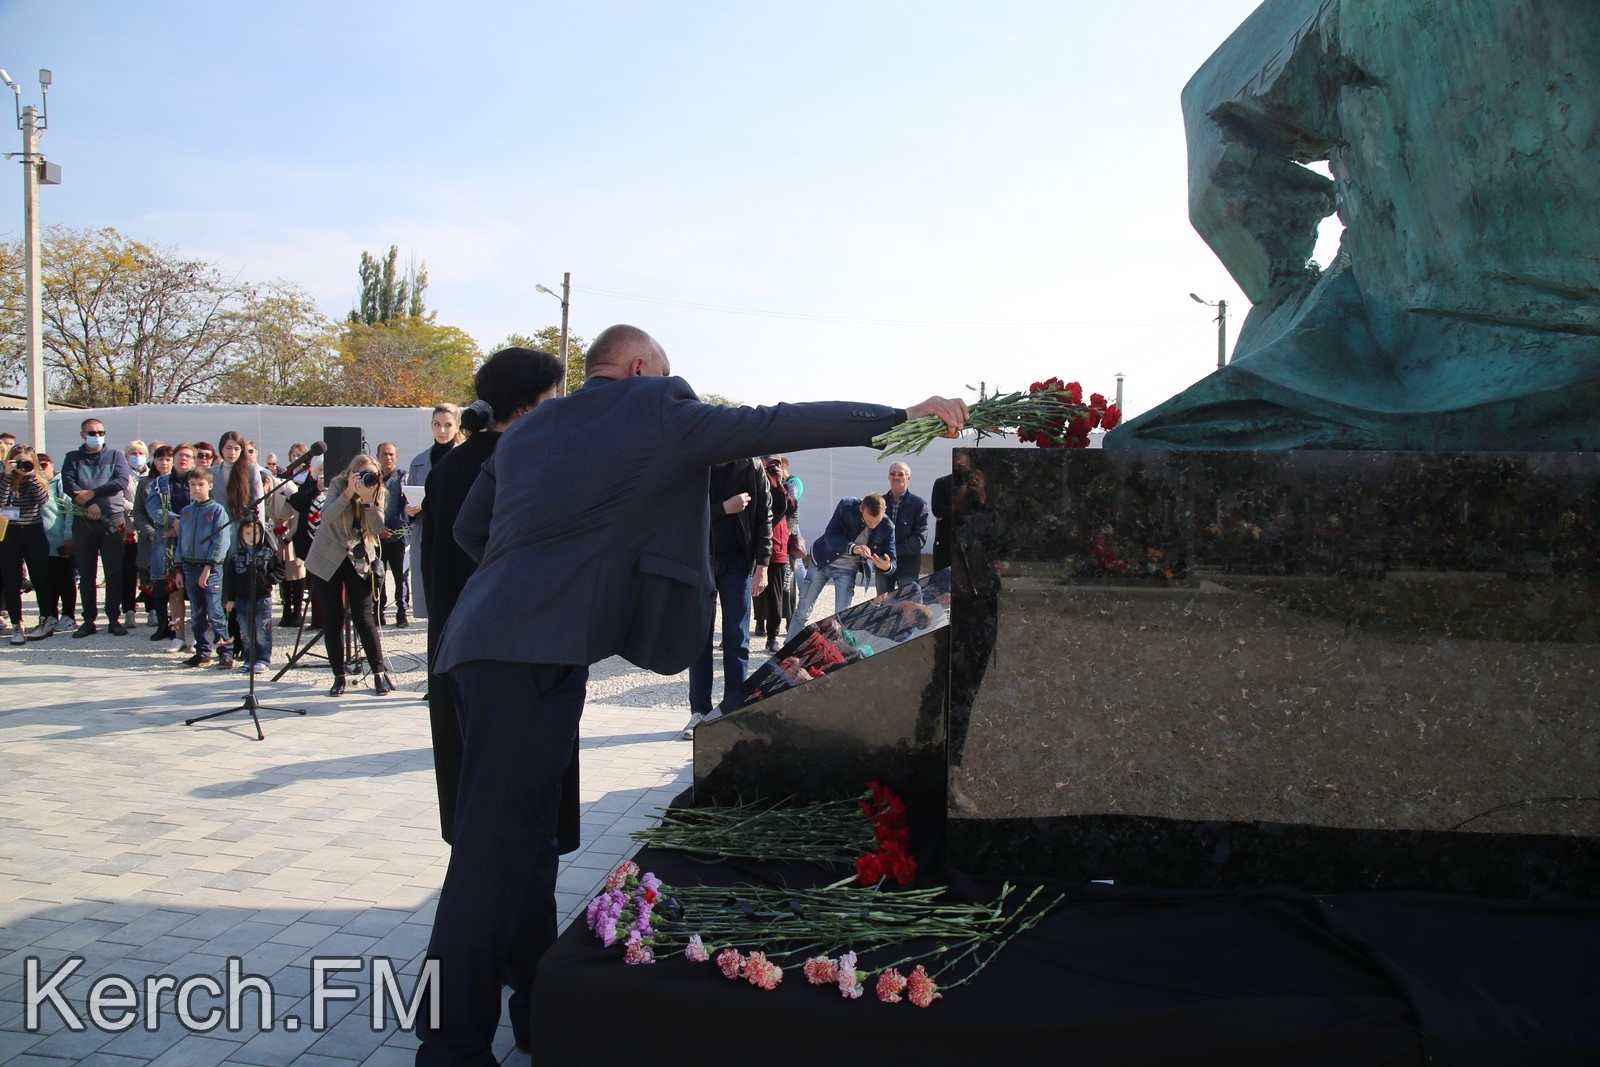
[166,637,184,652]
[8,630,24,646]
[251,661,267,675]
[124,610,137,628]
[25,621,54,641]
[682,711,706,740]
[54,615,77,634]
[0,618,10,636]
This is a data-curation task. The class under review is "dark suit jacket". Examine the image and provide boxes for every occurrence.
[421,429,580,850]
[887,490,929,582]
[809,496,898,571]
[435,375,906,676]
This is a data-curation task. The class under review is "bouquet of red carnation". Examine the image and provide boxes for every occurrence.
[872,379,1122,457]
[855,781,917,886]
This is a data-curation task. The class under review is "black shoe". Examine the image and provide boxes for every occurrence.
[72,621,98,638]
[108,621,129,637]
[216,654,234,670]
[328,677,347,697]
[374,673,394,696]
[150,627,172,641]
[182,652,212,668]
[395,613,409,628]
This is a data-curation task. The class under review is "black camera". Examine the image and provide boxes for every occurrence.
[13,459,33,473]
[358,470,381,488]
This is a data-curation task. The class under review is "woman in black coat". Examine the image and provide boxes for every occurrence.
[422,347,565,846]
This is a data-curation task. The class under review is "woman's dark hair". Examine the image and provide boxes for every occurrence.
[461,347,563,432]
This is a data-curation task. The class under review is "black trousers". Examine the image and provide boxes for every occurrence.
[0,521,52,626]
[417,660,588,1067]
[44,553,76,619]
[71,516,124,624]
[378,536,409,618]
[309,560,385,677]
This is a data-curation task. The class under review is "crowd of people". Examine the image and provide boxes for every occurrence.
[4,335,966,1067]
[0,416,455,695]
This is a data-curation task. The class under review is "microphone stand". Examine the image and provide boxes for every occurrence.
[184,464,308,740]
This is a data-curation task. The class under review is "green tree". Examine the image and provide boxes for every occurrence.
[0,225,290,405]
[335,318,479,406]
[493,326,587,395]
[212,283,342,405]
[348,245,428,325]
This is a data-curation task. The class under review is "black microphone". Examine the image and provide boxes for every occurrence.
[276,440,326,481]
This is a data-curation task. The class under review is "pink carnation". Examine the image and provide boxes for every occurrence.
[715,948,746,979]
[743,951,783,991]
[684,935,709,963]
[906,965,942,1008]
[802,956,840,985]
[837,951,863,1000]
[604,860,640,894]
[623,938,655,966]
[875,967,907,1003]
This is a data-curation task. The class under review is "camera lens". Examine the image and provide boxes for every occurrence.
[359,470,381,488]
[15,459,34,472]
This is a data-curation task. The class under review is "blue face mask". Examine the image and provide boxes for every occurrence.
[84,433,105,449]
[129,454,147,469]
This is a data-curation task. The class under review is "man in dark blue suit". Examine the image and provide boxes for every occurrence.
[786,492,896,641]
[416,324,966,1066]
[877,459,930,593]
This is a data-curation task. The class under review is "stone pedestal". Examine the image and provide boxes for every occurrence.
[947,448,1600,898]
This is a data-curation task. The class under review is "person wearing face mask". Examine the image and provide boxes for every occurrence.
[60,417,133,637]
[121,440,152,629]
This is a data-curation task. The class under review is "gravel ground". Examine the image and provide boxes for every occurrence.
[6,577,878,710]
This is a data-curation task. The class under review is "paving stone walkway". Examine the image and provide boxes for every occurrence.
[1,639,692,1066]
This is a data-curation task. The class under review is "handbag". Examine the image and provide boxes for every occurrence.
[788,529,806,558]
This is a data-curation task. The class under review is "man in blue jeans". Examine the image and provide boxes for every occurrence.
[787,492,895,641]
[684,457,772,738]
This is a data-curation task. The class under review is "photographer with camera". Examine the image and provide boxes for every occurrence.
[304,453,392,696]
[1,444,56,643]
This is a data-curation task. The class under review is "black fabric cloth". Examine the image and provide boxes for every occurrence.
[532,832,1600,1066]
[420,430,579,851]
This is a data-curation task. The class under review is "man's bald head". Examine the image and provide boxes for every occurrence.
[586,324,671,380]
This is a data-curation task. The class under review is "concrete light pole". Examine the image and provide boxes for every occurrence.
[535,272,571,395]
[1189,292,1228,371]
[2,67,57,451]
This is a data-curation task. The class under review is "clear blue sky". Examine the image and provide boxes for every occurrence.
[3,0,1321,417]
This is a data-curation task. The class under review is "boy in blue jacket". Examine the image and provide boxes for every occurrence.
[175,468,231,667]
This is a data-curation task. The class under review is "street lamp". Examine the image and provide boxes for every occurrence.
[2,67,57,451]
[535,272,571,395]
[1190,292,1228,371]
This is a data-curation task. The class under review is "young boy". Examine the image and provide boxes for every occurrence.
[175,468,230,667]
[223,519,284,674]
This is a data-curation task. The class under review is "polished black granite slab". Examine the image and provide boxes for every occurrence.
[693,633,945,817]
[948,448,1600,898]
[738,568,951,706]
